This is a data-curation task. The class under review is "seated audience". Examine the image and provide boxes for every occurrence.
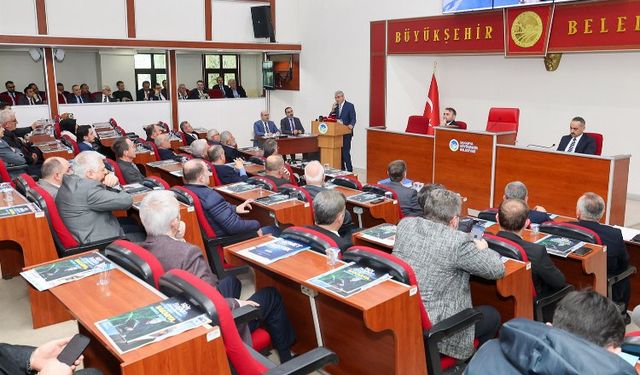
[0,108,41,175]
[153,83,166,101]
[253,111,279,140]
[571,193,630,309]
[557,116,596,155]
[262,138,278,158]
[138,190,295,361]
[57,83,69,104]
[67,85,90,104]
[503,181,551,224]
[442,107,459,127]
[179,121,199,145]
[112,137,145,184]
[95,85,115,103]
[0,81,21,106]
[189,139,209,159]
[465,291,635,374]
[59,118,78,141]
[189,80,209,100]
[417,183,446,210]
[0,124,27,176]
[0,337,101,375]
[155,133,178,160]
[380,160,422,217]
[263,155,290,188]
[496,199,566,299]
[308,189,352,251]
[27,83,46,103]
[303,161,353,234]
[56,151,144,243]
[79,84,92,100]
[206,129,221,145]
[38,157,71,199]
[393,188,505,360]
[220,130,243,161]
[176,84,190,100]
[144,123,164,142]
[113,80,133,102]
[161,80,169,100]
[225,79,246,98]
[182,159,263,237]
[208,144,247,184]
[213,76,228,96]
[136,81,153,101]
[19,86,43,105]
[76,125,96,152]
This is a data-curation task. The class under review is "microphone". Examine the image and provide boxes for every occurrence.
[526,143,556,149]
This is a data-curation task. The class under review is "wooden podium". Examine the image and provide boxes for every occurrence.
[311,121,351,168]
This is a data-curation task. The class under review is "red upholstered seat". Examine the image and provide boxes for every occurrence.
[146,176,170,189]
[62,134,80,155]
[371,183,403,220]
[455,121,468,130]
[28,185,80,249]
[144,141,161,161]
[405,115,430,135]
[283,163,298,186]
[248,176,277,191]
[201,160,222,186]
[486,107,520,136]
[584,132,603,156]
[280,226,340,256]
[208,89,225,99]
[539,222,602,245]
[0,160,14,186]
[177,131,188,145]
[280,184,314,224]
[14,173,37,195]
[483,234,536,298]
[105,239,165,288]
[105,158,126,185]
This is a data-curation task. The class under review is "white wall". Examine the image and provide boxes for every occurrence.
[13,105,50,129]
[98,50,136,93]
[46,0,127,38]
[176,54,203,89]
[136,0,204,41]
[0,0,37,35]
[212,0,270,43]
[240,54,262,97]
[0,50,46,91]
[55,50,99,93]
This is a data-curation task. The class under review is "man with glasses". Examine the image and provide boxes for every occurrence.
[557,116,596,155]
[19,86,43,106]
[0,108,42,175]
[330,90,356,171]
[0,81,22,106]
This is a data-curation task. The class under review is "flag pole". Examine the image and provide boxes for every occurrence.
[433,61,437,75]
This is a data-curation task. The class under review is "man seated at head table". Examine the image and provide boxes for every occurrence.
[208,144,248,184]
[253,111,279,143]
[571,192,630,312]
[220,130,243,161]
[179,121,199,145]
[189,139,210,160]
[111,137,145,184]
[155,133,178,161]
[442,107,459,127]
[464,290,636,375]
[138,190,296,362]
[206,128,221,146]
[76,125,97,153]
[303,161,354,235]
[263,155,290,188]
[113,80,133,102]
[503,181,551,224]
[0,337,102,375]
[56,151,145,243]
[380,160,422,217]
[557,116,597,155]
[37,157,71,199]
[393,188,505,361]
[308,189,352,252]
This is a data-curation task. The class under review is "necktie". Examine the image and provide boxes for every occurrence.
[263,122,268,134]
[79,96,83,104]
[103,95,107,103]
[337,104,342,117]
[9,93,15,105]
[289,118,294,132]
[29,98,33,105]
[567,137,577,153]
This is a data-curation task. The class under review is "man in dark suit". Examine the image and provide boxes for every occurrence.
[263,155,290,188]
[330,90,356,171]
[113,80,133,102]
[161,79,169,100]
[308,189,352,251]
[112,137,145,184]
[0,81,22,106]
[76,125,96,153]
[225,79,247,98]
[253,111,279,145]
[280,107,305,136]
[213,76,229,97]
[208,145,248,184]
[136,81,153,101]
[189,80,209,100]
[176,84,190,100]
[18,87,43,106]
[557,116,597,155]
[380,160,422,217]
[67,85,90,104]
[503,181,552,224]
[56,83,70,104]
[179,121,199,145]
[220,131,243,161]
[442,107,460,127]
[28,83,46,104]
[95,85,116,103]
[155,133,178,160]
[496,199,566,301]
[571,193,630,309]
[0,108,41,173]
[152,83,166,101]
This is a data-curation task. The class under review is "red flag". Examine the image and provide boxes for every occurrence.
[423,73,440,134]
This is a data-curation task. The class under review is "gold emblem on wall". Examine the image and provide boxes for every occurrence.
[511,11,544,48]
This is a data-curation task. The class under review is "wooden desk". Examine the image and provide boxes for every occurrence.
[352,226,534,322]
[33,256,230,375]
[30,133,55,144]
[215,185,313,227]
[195,129,208,139]
[494,146,630,225]
[255,135,319,155]
[133,150,155,171]
[333,185,400,226]
[144,161,184,186]
[34,140,74,160]
[170,139,184,151]
[225,236,427,375]
[626,240,640,308]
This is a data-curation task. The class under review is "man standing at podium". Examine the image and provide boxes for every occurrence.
[331,90,356,172]
[557,117,596,155]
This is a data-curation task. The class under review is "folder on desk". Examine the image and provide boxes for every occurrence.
[535,235,584,258]
[308,262,391,298]
[239,238,309,264]
[359,224,397,247]
[21,253,114,291]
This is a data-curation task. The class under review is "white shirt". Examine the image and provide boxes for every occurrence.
[563,134,583,153]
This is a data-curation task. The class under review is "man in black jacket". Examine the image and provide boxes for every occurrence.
[0,108,41,175]
[557,116,597,155]
[308,189,352,251]
[0,338,101,375]
[208,145,248,184]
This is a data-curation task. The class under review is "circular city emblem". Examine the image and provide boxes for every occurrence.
[449,139,459,152]
[511,11,543,48]
[318,122,329,135]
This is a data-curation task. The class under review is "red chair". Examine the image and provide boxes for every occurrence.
[26,185,122,257]
[342,246,481,375]
[280,226,340,255]
[279,184,314,224]
[14,173,37,196]
[405,115,430,135]
[91,92,101,102]
[584,132,603,156]
[455,121,468,130]
[61,134,80,155]
[54,118,62,138]
[104,240,165,288]
[363,184,403,221]
[208,89,225,99]
[283,163,298,186]
[159,270,338,374]
[0,160,25,187]
[331,175,362,190]
[170,186,255,279]
[177,131,188,145]
[486,107,520,136]
[104,159,126,185]
[144,141,161,161]
[247,176,277,191]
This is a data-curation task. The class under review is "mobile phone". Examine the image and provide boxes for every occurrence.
[573,246,593,256]
[369,198,385,204]
[57,334,90,366]
[471,225,485,240]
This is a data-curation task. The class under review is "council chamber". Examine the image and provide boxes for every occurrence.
[0,0,639,374]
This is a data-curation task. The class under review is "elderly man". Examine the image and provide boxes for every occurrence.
[37,157,71,199]
[139,190,295,361]
[220,130,243,161]
[179,121,199,145]
[0,123,27,177]
[503,181,551,224]
[208,145,247,184]
[380,160,422,217]
[155,133,178,160]
[557,116,596,155]
[136,81,153,101]
[111,137,144,184]
[189,139,209,160]
[571,193,630,310]
[0,108,41,174]
[253,111,279,143]
[177,84,190,101]
[56,151,144,243]
[225,79,246,98]
[189,80,209,100]
[96,85,115,103]
[263,155,289,188]
[206,129,221,145]
[308,190,352,251]
[303,161,353,234]
[393,189,505,361]
[113,80,133,102]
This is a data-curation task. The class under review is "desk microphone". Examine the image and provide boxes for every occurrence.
[526,143,556,149]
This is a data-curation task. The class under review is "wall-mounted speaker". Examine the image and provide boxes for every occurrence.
[251,6,275,42]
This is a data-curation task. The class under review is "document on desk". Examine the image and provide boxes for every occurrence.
[147,159,180,168]
[308,262,391,298]
[535,235,584,258]
[21,253,114,291]
[123,183,151,195]
[96,297,211,354]
[359,224,397,247]
[613,225,640,242]
[255,193,296,206]
[218,182,259,193]
[347,192,382,204]
[324,167,351,177]
[239,238,309,264]
[0,204,34,218]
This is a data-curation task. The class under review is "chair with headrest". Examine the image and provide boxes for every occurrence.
[331,175,362,190]
[248,156,266,165]
[283,163,299,186]
[171,186,253,279]
[61,134,80,156]
[143,141,161,161]
[246,176,277,192]
[279,184,314,224]
[477,208,498,222]
[176,131,189,145]
[158,270,338,374]
[342,246,481,375]
[104,240,165,289]
[202,160,222,187]
[364,184,403,221]
[454,121,468,130]
[405,116,430,135]
[486,107,520,136]
[584,132,603,156]
[208,89,225,99]
[104,158,126,185]
[280,226,339,255]
[0,160,26,187]
[14,173,37,195]
[26,185,122,257]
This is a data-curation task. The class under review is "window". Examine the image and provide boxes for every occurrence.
[203,54,240,88]
[134,53,167,90]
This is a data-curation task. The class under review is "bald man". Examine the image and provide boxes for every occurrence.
[263,155,289,188]
[253,111,279,146]
[37,157,71,199]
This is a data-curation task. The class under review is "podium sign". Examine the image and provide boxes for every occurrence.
[311,121,351,168]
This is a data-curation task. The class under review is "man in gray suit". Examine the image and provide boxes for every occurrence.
[37,157,71,199]
[111,137,145,184]
[56,151,142,244]
[393,189,505,361]
[380,160,422,217]
[0,123,27,177]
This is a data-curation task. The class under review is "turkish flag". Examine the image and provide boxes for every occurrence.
[423,73,440,135]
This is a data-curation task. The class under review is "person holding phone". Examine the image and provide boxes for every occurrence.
[330,90,356,172]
